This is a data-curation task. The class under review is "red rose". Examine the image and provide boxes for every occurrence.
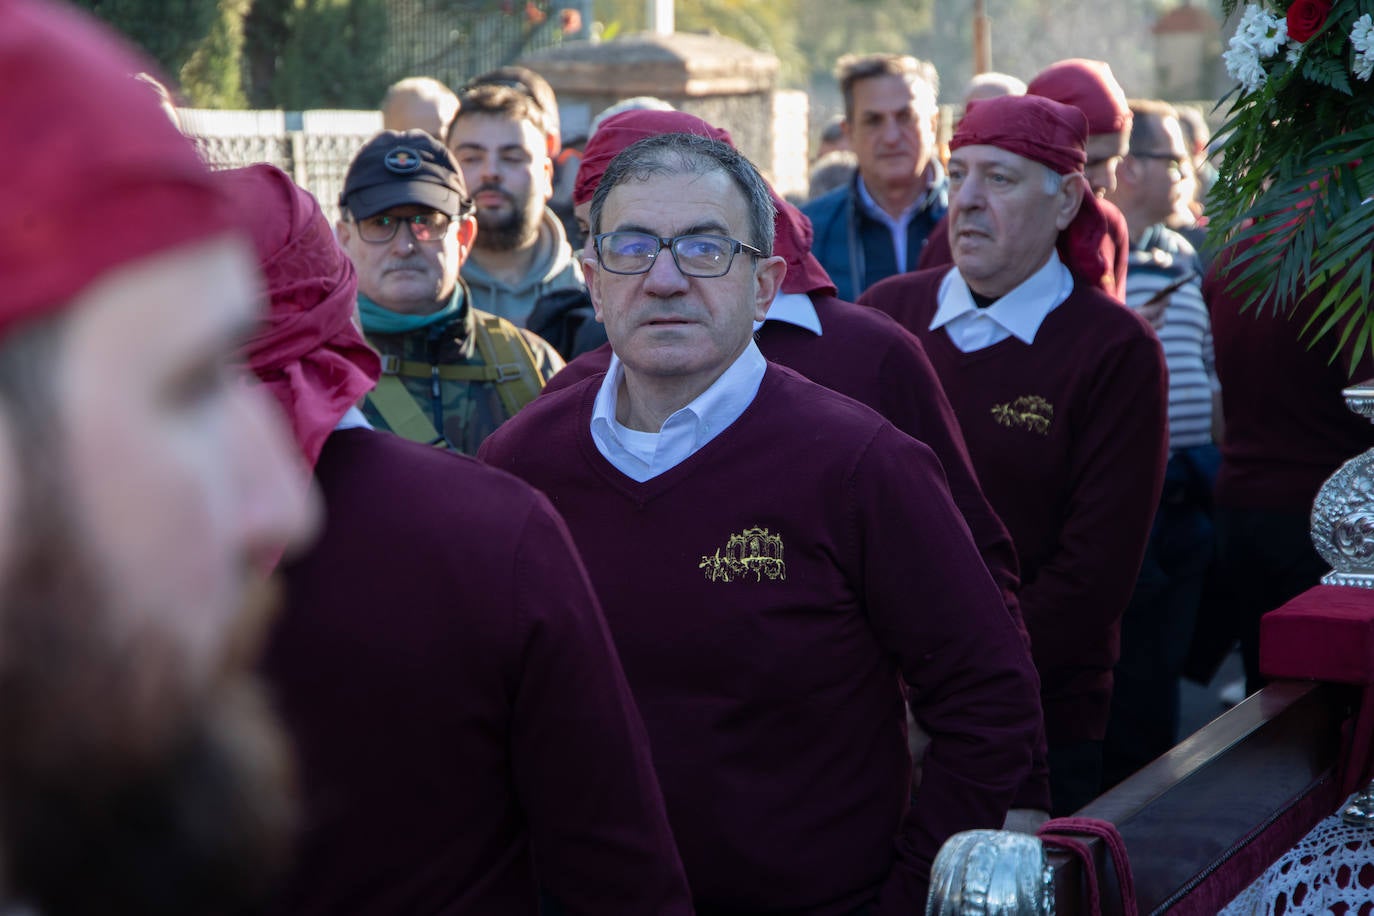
[1287,0,1333,43]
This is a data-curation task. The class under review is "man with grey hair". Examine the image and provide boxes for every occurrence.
[481,131,1041,913]
[802,53,947,300]
[381,76,460,139]
[862,94,1168,815]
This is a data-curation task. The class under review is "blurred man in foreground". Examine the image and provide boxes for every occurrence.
[0,0,316,911]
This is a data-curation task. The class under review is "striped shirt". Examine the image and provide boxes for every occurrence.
[1125,225,1216,452]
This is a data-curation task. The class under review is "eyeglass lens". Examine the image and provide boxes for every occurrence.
[357,212,451,243]
[598,232,743,278]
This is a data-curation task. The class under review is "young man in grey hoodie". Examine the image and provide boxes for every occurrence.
[449,84,585,331]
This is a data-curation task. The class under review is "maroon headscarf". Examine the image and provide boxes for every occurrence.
[952,95,1114,295]
[574,109,835,296]
[1027,59,1132,137]
[1,0,233,336]
[220,164,381,473]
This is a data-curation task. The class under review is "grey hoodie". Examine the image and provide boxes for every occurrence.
[461,207,585,328]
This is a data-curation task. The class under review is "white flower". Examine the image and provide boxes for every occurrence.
[1353,14,1374,81]
[1286,40,1303,66]
[1225,3,1292,92]
[1225,43,1269,92]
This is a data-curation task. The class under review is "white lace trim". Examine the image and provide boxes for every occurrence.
[1221,793,1374,914]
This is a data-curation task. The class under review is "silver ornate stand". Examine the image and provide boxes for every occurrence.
[1342,785,1374,826]
[1311,381,1374,587]
[927,829,1053,915]
[1311,380,1374,824]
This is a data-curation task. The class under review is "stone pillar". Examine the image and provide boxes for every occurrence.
[519,32,803,197]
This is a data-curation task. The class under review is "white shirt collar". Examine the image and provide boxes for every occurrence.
[590,340,767,482]
[334,404,373,431]
[930,252,1073,351]
[757,291,822,335]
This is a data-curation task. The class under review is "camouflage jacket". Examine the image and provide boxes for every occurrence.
[362,291,564,455]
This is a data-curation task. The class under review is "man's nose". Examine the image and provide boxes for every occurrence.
[388,222,417,254]
[641,244,690,295]
[229,381,320,573]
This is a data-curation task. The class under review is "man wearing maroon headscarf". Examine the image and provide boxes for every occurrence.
[0,1,316,911]
[919,58,1134,301]
[228,162,692,916]
[554,108,1051,818]
[862,94,1168,815]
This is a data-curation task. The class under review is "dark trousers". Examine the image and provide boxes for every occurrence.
[1208,506,1328,693]
[1103,450,1216,788]
[1049,740,1104,816]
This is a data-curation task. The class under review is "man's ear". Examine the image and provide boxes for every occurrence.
[1054,174,1087,232]
[336,219,352,247]
[753,255,787,322]
[582,255,605,322]
[455,213,478,253]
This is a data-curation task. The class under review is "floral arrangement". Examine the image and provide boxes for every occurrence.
[1210,0,1374,371]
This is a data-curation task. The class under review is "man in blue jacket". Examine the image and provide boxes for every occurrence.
[802,53,948,300]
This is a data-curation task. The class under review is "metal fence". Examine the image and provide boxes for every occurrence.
[179,108,384,224]
[382,0,569,90]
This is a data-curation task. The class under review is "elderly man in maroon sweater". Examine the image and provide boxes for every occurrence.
[225,163,691,916]
[553,108,1052,820]
[480,132,1042,914]
[861,95,1168,816]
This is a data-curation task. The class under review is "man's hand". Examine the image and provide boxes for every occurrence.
[1002,808,1051,834]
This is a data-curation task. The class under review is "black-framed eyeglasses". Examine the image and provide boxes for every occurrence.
[594,232,763,278]
[1132,152,1187,175]
[348,209,466,244]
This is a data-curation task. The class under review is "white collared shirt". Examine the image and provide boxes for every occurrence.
[930,253,1074,352]
[590,340,767,482]
[334,404,373,431]
[756,291,823,335]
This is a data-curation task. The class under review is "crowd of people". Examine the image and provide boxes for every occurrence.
[4,0,1372,913]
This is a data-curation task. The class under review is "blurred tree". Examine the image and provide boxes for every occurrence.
[70,0,221,78]
[181,0,250,107]
[262,0,391,109]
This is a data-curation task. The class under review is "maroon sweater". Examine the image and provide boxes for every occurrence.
[1205,254,1374,511]
[262,429,691,916]
[862,269,1168,746]
[548,296,1050,810]
[480,365,1042,915]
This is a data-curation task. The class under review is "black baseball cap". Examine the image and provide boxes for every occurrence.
[339,129,468,219]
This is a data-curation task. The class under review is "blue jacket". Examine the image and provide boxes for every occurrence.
[801,171,948,302]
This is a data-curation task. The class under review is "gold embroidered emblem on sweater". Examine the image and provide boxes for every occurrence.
[699,527,786,583]
[991,395,1053,436]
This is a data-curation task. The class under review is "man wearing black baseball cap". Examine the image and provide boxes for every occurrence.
[338,129,563,454]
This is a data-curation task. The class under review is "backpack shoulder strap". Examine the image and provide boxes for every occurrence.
[470,312,545,418]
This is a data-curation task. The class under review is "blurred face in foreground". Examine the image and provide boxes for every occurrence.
[0,234,316,915]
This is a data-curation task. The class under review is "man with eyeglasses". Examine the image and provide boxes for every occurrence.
[861,94,1167,816]
[1101,99,1220,789]
[338,130,563,454]
[480,131,1041,914]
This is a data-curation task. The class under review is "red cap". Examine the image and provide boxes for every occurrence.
[1026,59,1131,136]
[223,165,381,472]
[0,0,234,338]
[574,109,835,296]
[951,96,1113,295]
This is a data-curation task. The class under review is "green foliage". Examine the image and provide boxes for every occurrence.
[1303,54,1354,93]
[1207,1,1374,375]
[271,0,391,109]
[180,0,250,107]
[70,0,220,75]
